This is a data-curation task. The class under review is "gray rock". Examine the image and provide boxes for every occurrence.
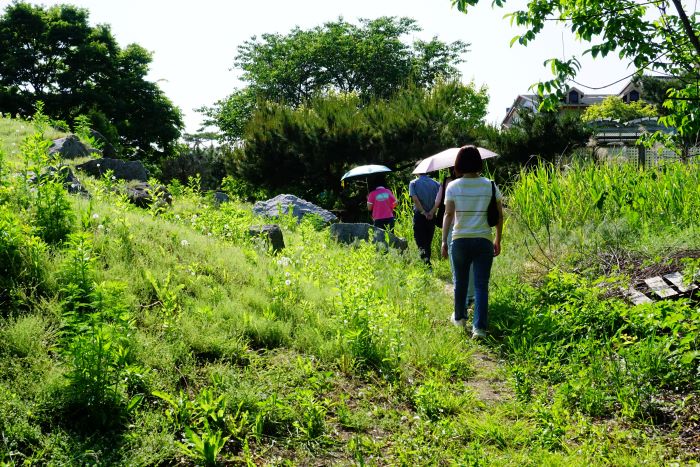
[252,194,337,224]
[330,223,408,251]
[248,224,285,252]
[46,166,88,195]
[213,191,230,205]
[49,135,90,159]
[77,158,149,182]
[26,166,88,195]
[124,182,172,208]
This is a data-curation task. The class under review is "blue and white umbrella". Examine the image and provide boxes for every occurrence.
[341,164,392,181]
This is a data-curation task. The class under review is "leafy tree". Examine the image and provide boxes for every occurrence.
[452,0,700,140]
[229,81,488,205]
[0,2,183,161]
[481,109,592,178]
[203,16,469,141]
[581,96,657,122]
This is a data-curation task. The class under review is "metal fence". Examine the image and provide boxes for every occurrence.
[595,145,700,167]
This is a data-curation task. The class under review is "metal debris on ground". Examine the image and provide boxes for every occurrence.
[623,272,698,305]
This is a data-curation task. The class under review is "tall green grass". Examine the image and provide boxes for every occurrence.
[510,160,700,232]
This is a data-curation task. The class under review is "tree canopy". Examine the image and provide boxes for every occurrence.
[481,109,591,176]
[229,81,488,206]
[581,96,658,122]
[204,16,470,142]
[0,2,183,160]
[452,0,700,141]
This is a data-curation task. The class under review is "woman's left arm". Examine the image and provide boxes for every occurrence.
[494,200,504,257]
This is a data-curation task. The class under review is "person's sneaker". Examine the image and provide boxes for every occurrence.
[471,328,486,339]
[450,313,466,328]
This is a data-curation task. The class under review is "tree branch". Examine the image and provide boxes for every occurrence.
[670,0,700,63]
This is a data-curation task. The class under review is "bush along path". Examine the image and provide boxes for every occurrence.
[0,116,698,464]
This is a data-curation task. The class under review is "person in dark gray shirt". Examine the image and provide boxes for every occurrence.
[408,172,440,264]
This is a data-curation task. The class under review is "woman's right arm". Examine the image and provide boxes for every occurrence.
[441,199,455,258]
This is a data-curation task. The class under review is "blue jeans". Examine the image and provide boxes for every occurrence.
[447,227,474,306]
[451,237,494,330]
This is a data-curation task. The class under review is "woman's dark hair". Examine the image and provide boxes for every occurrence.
[454,145,483,175]
[372,175,387,190]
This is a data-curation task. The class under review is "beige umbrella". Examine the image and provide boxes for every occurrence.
[412,147,499,174]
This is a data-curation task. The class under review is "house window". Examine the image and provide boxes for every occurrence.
[568,90,579,104]
[629,90,640,102]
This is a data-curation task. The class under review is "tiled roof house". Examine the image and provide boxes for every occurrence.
[502,79,645,128]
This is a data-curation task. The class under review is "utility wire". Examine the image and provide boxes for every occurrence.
[569,46,675,90]
[566,32,697,91]
[571,72,639,90]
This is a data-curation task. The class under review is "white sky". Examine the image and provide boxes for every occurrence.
[7,0,640,133]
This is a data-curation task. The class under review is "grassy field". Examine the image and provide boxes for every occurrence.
[0,114,698,465]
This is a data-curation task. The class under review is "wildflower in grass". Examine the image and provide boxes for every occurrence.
[97,224,104,230]
[181,239,189,247]
[92,213,99,219]
[285,272,290,277]
[285,279,291,286]
[277,256,292,267]
[175,214,180,220]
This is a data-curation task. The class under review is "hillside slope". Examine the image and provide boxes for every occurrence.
[0,116,698,465]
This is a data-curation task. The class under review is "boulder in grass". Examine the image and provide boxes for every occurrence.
[77,158,149,182]
[26,166,88,195]
[252,194,337,225]
[330,223,408,251]
[46,166,88,195]
[249,224,285,252]
[124,182,172,208]
[213,191,230,205]
[49,135,90,159]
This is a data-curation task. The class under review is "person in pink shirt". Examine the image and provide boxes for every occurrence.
[367,177,398,231]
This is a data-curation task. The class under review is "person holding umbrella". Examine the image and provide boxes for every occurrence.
[409,168,440,265]
[366,175,397,231]
[441,146,503,339]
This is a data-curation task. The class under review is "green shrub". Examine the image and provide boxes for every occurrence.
[0,314,51,358]
[231,82,487,206]
[33,177,74,245]
[0,205,47,307]
[61,281,144,430]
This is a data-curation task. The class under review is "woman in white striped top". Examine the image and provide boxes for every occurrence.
[441,146,503,338]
